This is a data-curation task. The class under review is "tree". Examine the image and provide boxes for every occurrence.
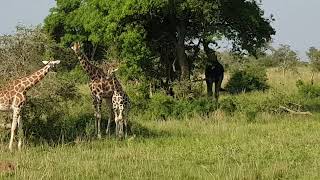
[271,44,299,77]
[44,0,275,83]
[307,47,320,84]
[0,26,60,83]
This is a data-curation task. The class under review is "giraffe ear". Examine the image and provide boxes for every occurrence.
[54,60,61,64]
[42,61,49,65]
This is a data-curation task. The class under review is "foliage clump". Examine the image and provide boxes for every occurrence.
[138,92,218,121]
[44,0,275,82]
[219,97,237,115]
[225,65,269,94]
[296,80,320,98]
[21,75,84,144]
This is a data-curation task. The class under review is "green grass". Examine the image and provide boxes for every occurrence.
[1,67,320,179]
[1,115,320,179]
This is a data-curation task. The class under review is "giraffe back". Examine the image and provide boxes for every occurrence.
[0,79,28,110]
[112,90,130,113]
[89,74,124,98]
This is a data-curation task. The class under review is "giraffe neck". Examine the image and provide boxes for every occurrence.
[76,52,97,78]
[111,74,122,93]
[112,74,117,93]
[22,65,51,91]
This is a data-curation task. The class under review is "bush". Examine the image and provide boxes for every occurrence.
[172,97,218,119]
[296,80,320,98]
[58,65,89,85]
[220,97,237,115]
[225,65,269,94]
[218,88,312,121]
[124,81,150,116]
[137,92,218,121]
[147,93,175,120]
[20,73,85,144]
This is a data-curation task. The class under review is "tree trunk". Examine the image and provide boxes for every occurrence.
[168,0,189,81]
[176,21,189,80]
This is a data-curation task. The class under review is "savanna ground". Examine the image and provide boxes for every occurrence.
[1,67,320,179]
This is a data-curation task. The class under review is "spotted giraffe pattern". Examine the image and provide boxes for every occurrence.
[111,73,131,138]
[0,60,60,151]
[71,42,122,138]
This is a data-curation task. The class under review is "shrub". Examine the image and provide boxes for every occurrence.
[137,92,218,121]
[59,65,89,85]
[146,92,175,121]
[296,80,320,98]
[172,97,218,118]
[172,80,193,99]
[124,81,150,116]
[188,97,218,116]
[220,97,237,115]
[226,65,269,94]
[21,74,85,144]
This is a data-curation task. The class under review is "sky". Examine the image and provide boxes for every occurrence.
[261,0,320,60]
[0,0,56,33]
[0,0,319,60]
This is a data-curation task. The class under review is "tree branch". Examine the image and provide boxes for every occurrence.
[279,106,312,115]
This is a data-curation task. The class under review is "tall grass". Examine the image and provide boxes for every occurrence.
[267,66,319,92]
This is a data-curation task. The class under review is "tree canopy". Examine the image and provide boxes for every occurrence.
[307,47,320,72]
[45,0,275,83]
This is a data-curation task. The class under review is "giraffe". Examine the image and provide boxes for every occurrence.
[203,41,225,100]
[107,67,131,139]
[0,60,61,151]
[71,42,121,138]
[205,58,224,100]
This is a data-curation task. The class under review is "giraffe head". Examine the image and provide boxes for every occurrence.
[71,42,82,54]
[103,63,119,75]
[42,60,61,68]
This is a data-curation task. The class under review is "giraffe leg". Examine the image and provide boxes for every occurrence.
[111,107,118,137]
[93,97,102,139]
[123,107,129,138]
[9,108,20,151]
[17,111,23,150]
[124,116,128,138]
[118,108,124,139]
[126,98,131,138]
[97,101,102,139]
[113,106,120,137]
[92,98,98,135]
[206,80,213,97]
[118,120,124,139]
[106,116,112,137]
[115,116,119,137]
[214,76,223,101]
[106,98,114,136]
